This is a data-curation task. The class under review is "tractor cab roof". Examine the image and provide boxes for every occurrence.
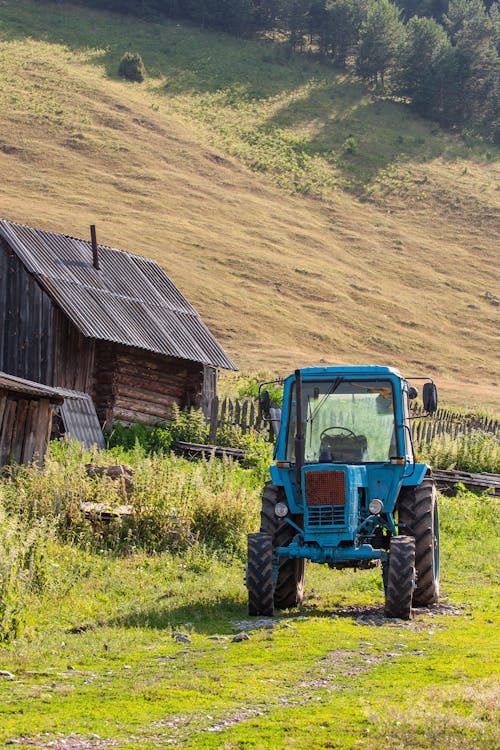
[289,366,402,380]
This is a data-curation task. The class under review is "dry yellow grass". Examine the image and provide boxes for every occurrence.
[0,23,498,411]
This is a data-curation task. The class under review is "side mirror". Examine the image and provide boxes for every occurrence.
[423,382,438,415]
[408,386,418,400]
[259,389,271,416]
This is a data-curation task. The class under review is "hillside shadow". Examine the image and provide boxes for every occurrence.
[258,77,465,187]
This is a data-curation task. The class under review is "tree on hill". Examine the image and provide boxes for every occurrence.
[355,0,404,91]
[395,15,457,123]
[452,7,500,141]
[395,0,449,22]
[327,0,366,67]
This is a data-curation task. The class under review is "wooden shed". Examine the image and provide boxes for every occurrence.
[0,219,236,432]
[0,372,103,467]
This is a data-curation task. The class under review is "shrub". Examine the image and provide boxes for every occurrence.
[168,404,209,444]
[106,422,152,451]
[118,52,146,82]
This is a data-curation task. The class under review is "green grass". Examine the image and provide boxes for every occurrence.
[0,482,498,749]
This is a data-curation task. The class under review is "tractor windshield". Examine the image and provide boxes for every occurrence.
[286,379,397,464]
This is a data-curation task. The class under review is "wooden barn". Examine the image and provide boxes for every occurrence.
[0,219,236,433]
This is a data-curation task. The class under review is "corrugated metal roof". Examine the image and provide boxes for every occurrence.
[0,219,236,370]
[0,372,66,401]
[58,396,105,449]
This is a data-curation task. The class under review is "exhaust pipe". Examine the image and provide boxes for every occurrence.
[294,369,304,499]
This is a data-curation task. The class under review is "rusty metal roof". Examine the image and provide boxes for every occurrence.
[0,219,236,370]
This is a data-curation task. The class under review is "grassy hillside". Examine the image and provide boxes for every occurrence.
[0,1,498,410]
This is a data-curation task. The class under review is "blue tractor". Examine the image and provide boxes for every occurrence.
[246,366,439,620]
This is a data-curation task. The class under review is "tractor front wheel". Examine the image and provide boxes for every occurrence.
[398,479,440,606]
[247,532,274,616]
[260,482,305,610]
[384,535,415,620]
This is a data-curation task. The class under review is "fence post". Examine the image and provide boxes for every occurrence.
[209,396,219,444]
[241,400,249,434]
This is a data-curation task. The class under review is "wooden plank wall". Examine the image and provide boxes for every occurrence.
[93,343,204,427]
[0,242,54,384]
[52,308,95,392]
[0,391,54,466]
[0,243,94,392]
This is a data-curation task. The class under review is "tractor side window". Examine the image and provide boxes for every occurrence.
[286,379,397,464]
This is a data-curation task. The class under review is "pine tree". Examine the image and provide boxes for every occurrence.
[395,16,457,124]
[356,0,404,91]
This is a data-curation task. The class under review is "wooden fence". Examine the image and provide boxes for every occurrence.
[409,405,499,445]
[203,397,499,445]
[203,396,269,443]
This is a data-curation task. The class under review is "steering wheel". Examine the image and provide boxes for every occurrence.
[320,426,357,440]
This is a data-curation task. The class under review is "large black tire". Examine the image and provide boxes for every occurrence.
[384,535,415,620]
[260,482,305,610]
[247,533,274,616]
[398,479,440,606]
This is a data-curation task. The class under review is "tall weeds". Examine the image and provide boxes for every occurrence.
[417,431,499,473]
[0,497,53,642]
[0,441,262,556]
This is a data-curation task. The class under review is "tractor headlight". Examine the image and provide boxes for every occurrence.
[369,498,384,515]
[275,502,289,518]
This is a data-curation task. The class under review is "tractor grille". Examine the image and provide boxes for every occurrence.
[308,505,345,526]
[305,471,346,528]
[305,470,346,506]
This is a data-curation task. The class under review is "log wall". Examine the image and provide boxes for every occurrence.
[93,343,204,427]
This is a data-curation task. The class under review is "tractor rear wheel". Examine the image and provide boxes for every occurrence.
[247,532,274,616]
[398,479,440,606]
[260,482,305,610]
[384,535,415,620]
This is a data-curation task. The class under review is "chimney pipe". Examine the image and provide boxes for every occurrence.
[90,224,100,270]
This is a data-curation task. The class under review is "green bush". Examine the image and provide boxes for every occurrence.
[106,422,152,451]
[118,51,146,82]
[168,404,209,444]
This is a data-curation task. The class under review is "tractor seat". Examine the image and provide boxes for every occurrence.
[319,434,368,463]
